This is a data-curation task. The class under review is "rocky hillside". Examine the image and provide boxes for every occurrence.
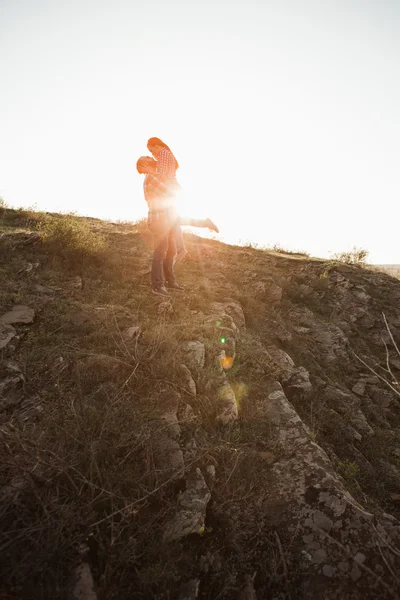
[1,207,400,600]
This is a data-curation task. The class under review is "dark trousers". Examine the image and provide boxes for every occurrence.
[150,226,177,289]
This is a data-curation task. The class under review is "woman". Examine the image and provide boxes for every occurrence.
[136,155,181,296]
[147,137,187,264]
[136,155,218,296]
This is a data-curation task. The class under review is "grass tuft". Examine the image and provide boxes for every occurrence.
[41,213,106,261]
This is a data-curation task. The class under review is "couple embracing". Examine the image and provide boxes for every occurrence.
[137,137,219,297]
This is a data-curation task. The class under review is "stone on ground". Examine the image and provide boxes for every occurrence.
[163,468,211,542]
[217,379,238,424]
[178,579,200,600]
[0,323,17,349]
[69,563,97,600]
[0,305,35,324]
[179,363,197,395]
[181,341,205,370]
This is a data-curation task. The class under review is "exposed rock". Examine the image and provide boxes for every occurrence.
[0,475,31,504]
[352,287,371,304]
[0,362,25,411]
[379,461,400,487]
[256,381,400,598]
[163,468,211,542]
[362,375,380,384]
[211,300,246,331]
[35,284,61,294]
[151,391,184,482]
[352,380,366,396]
[181,403,197,424]
[286,366,312,393]
[68,276,83,290]
[18,261,39,274]
[268,320,292,343]
[3,360,23,375]
[182,341,205,370]
[158,300,173,314]
[293,325,311,334]
[206,465,216,480]
[252,281,266,296]
[258,451,277,465]
[69,563,97,600]
[266,280,283,305]
[0,375,24,397]
[19,395,43,421]
[288,306,349,363]
[348,425,363,442]
[267,348,311,393]
[350,409,374,436]
[268,348,295,374]
[0,323,17,349]
[216,379,238,424]
[178,579,200,600]
[223,300,246,330]
[179,364,197,395]
[0,305,35,325]
[123,325,140,340]
[0,231,41,247]
[239,575,257,600]
[389,356,400,370]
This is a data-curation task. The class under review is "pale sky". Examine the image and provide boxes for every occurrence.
[1,0,399,263]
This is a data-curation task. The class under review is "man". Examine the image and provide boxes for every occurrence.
[137,156,180,296]
[136,156,219,296]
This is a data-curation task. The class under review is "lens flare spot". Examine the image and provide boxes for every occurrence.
[220,354,234,370]
[232,382,248,410]
[220,337,226,344]
[216,321,221,327]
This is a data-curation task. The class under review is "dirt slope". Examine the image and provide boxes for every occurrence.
[1,207,400,600]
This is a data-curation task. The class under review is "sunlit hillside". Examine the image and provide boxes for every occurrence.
[1,206,400,600]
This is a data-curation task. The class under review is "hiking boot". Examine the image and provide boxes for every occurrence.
[166,281,185,291]
[152,285,169,297]
[174,248,188,266]
[205,218,219,233]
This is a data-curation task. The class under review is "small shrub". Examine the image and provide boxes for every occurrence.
[271,243,309,256]
[41,214,106,260]
[331,247,369,265]
[337,458,360,480]
[132,217,148,233]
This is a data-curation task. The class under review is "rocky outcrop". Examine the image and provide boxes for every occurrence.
[150,390,184,483]
[257,381,400,598]
[163,468,211,542]
[181,341,206,370]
